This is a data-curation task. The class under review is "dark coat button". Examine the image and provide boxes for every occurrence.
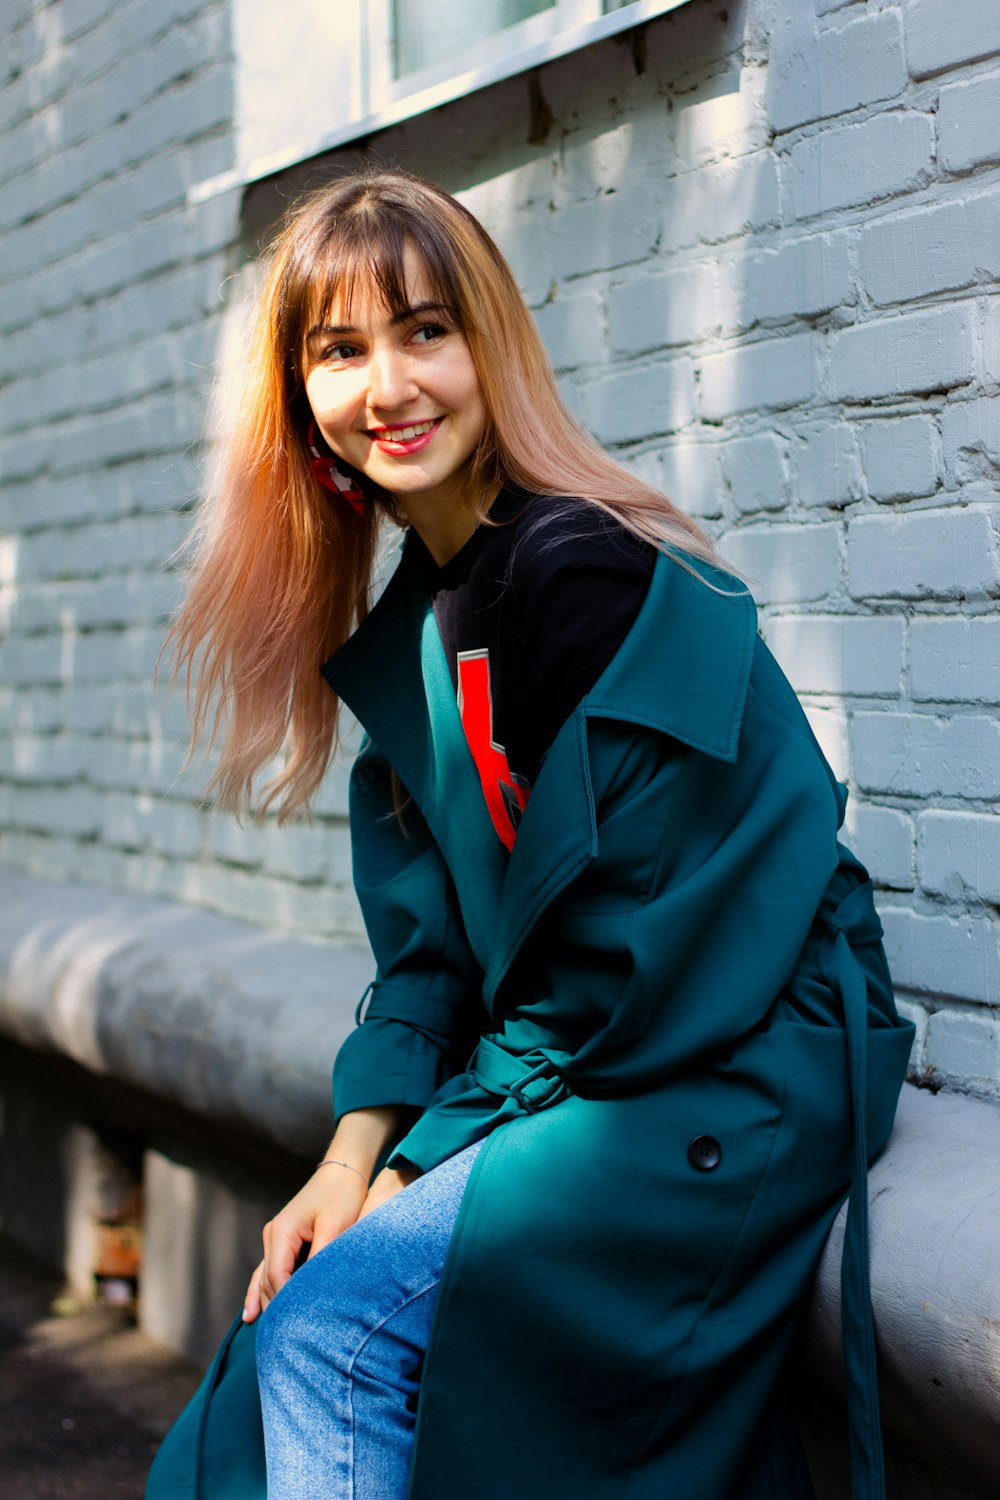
[687,1135,722,1171]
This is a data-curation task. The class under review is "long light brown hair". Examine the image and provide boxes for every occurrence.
[167,168,721,819]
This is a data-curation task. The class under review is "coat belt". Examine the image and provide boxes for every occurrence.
[470,1035,572,1114]
[818,876,888,1500]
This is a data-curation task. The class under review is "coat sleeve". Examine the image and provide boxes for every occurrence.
[331,742,486,1124]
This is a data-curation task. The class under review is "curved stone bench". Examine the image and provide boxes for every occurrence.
[0,869,997,1495]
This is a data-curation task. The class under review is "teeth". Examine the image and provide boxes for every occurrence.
[378,420,436,441]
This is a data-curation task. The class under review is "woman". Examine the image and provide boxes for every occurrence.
[151,169,914,1500]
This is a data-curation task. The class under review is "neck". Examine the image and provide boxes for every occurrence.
[399,480,502,567]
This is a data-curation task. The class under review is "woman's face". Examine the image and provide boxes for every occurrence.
[303,245,487,526]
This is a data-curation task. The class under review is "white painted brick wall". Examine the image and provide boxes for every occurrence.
[2,0,999,1096]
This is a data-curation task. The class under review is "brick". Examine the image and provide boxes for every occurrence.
[830,306,974,402]
[533,291,604,372]
[852,711,1000,799]
[849,508,1000,601]
[649,441,724,520]
[6,783,103,838]
[906,0,1000,78]
[721,431,789,514]
[672,62,769,171]
[609,263,719,355]
[721,233,853,332]
[859,415,940,502]
[577,360,695,446]
[0,633,65,687]
[545,188,661,280]
[103,792,201,858]
[911,616,1000,703]
[48,396,202,476]
[849,802,915,890]
[789,111,932,220]
[919,810,1000,903]
[942,398,1000,485]
[765,614,904,696]
[938,73,1000,173]
[793,422,863,509]
[768,9,906,132]
[173,864,356,941]
[882,906,999,1005]
[698,333,815,420]
[859,189,1000,306]
[983,299,1000,386]
[71,628,162,685]
[62,0,113,43]
[0,733,88,783]
[717,523,840,604]
[19,517,187,583]
[660,153,781,251]
[0,686,64,734]
[259,821,334,885]
[925,1009,1000,1089]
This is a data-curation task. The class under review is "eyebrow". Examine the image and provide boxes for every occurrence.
[305,301,452,343]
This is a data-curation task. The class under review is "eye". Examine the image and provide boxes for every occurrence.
[411,322,448,345]
[319,340,361,362]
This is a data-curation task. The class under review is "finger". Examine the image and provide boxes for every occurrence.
[306,1206,359,1261]
[243,1260,264,1323]
[357,1170,399,1222]
[261,1224,307,1302]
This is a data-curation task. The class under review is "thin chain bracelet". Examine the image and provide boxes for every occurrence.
[316,1157,367,1183]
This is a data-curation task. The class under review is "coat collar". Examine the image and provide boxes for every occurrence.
[584,547,756,764]
[321,528,757,997]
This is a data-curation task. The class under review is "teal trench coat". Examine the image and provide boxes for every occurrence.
[147,534,914,1500]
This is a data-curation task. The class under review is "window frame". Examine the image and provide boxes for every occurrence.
[192,0,694,204]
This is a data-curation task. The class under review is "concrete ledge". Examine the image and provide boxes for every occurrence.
[804,1083,1000,1494]
[0,870,372,1159]
[1,869,998,1492]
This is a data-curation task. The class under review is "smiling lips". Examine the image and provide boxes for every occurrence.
[369,416,443,453]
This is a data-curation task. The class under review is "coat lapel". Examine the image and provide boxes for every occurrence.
[320,538,508,973]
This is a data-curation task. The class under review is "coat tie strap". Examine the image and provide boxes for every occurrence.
[818,877,887,1500]
[470,1035,572,1115]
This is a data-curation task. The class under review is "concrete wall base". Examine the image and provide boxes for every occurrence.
[2,871,998,1495]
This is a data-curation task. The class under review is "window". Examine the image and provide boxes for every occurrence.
[213,0,693,198]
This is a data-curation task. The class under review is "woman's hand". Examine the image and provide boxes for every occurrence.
[241,1106,418,1323]
[243,1162,368,1323]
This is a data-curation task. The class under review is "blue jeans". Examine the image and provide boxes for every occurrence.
[256,1140,483,1500]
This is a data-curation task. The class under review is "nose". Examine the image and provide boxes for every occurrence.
[367,343,417,412]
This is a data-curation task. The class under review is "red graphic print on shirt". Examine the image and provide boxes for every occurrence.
[457,649,531,851]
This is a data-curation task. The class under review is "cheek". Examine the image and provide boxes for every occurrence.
[304,372,357,426]
[457,367,487,434]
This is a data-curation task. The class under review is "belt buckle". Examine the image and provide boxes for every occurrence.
[508,1059,567,1114]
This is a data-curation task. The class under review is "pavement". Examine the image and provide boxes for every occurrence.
[0,1241,202,1498]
